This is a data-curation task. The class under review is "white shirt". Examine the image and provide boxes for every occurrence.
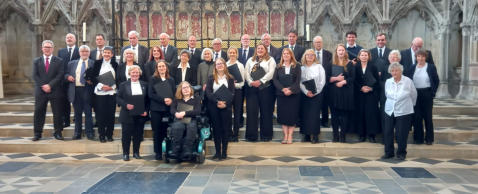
[67,45,76,60]
[131,81,143,95]
[213,51,222,61]
[95,60,117,95]
[300,63,326,95]
[410,48,416,64]
[285,66,291,74]
[315,49,323,65]
[43,55,51,66]
[212,74,229,93]
[226,60,245,89]
[75,59,89,86]
[131,45,139,63]
[346,43,357,48]
[377,46,386,57]
[413,63,431,88]
[178,63,191,82]
[125,65,134,80]
[96,47,104,60]
[245,57,276,86]
[189,47,195,55]
[384,76,417,117]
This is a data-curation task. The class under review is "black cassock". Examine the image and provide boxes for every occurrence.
[353,62,381,136]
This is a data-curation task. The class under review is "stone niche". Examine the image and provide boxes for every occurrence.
[1,13,35,95]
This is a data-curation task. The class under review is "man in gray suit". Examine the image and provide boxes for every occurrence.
[120,31,149,66]
[65,45,96,140]
[159,32,178,66]
[32,40,65,141]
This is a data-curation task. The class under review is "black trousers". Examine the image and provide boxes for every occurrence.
[121,117,146,155]
[95,95,116,138]
[151,111,169,155]
[413,88,434,143]
[245,85,274,141]
[383,113,412,157]
[209,104,232,156]
[231,88,243,139]
[171,120,197,157]
[321,87,329,125]
[330,108,350,139]
[34,92,63,136]
[61,83,71,126]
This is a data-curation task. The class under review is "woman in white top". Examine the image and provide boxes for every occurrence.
[244,44,276,142]
[383,62,417,160]
[226,47,246,142]
[206,58,235,160]
[299,49,326,144]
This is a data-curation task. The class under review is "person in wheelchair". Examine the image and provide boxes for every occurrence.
[169,81,201,160]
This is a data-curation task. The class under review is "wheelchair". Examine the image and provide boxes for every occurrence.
[161,85,211,164]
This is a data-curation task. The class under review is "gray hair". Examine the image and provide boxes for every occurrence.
[180,49,191,58]
[389,49,401,61]
[41,40,54,47]
[212,38,222,44]
[128,65,143,75]
[79,45,90,52]
[261,33,271,40]
[128,31,139,37]
[159,33,170,39]
[201,48,213,60]
[313,36,323,42]
[123,48,138,63]
[388,62,403,74]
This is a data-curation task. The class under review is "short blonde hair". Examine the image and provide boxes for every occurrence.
[128,65,143,75]
[301,49,319,65]
[201,48,213,61]
[123,48,138,63]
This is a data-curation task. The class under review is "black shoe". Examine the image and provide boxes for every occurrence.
[133,153,142,159]
[63,122,70,128]
[311,135,318,144]
[221,153,227,159]
[107,136,114,142]
[332,137,339,142]
[368,137,376,143]
[99,136,106,143]
[72,135,81,140]
[54,133,64,140]
[245,138,257,142]
[32,136,41,141]
[396,155,406,160]
[230,136,239,142]
[302,135,311,142]
[380,154,395,159]
[339,134,346,143]
[414,140,423,145]
[426,141,433,145]
[123,154,130,161]
[155,154,162,160]
[212,154,221,160]
[321,122,330,128]
[87,135,95,141]
[359,136,366,142]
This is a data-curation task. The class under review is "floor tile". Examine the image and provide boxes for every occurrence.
[341,157,370,164]
[38,154,68,160]
[0,162,34,172]
[299,166,333,176]
[392,167,436,178]
[412,158,443,165]
[306,156,336,163]
[237,155,266,162]
[447,159,478,166]
[71,154,101,160]
[272,156,301,163]
[7,153,35,159]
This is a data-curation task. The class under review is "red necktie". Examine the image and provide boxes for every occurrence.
[45,57,50,73]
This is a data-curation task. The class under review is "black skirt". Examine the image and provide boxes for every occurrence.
[276,93,300,126]
[300,93,322,135]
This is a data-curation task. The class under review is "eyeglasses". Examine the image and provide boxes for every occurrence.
[216,62,224,65]
[43,46,53,49]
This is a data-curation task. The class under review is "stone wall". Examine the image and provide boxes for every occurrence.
[0,0,477,99]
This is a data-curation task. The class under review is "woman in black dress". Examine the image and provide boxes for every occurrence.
[273,48,301,144]
[354,49,381,142]
[143,46,165,81]
[148,60,175,160]
[116,65,149,161]
[299,49,326,144]
[328,44,355,142]
[206,58,235,160]
[226,47,245,142]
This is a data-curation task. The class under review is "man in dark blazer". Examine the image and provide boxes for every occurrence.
[261,33,280,63]
[187,35,202,70]
[238,34,255,65]
[65,45,96,140]
[345,31,363,60]
[159,32,179,67]
[280,30,305,62]
[313,36,333,127]
[120,30,149,66]
[32,40,65,141]
[212,38,228,61]
[400,37,435,73]
[58,33,80,127]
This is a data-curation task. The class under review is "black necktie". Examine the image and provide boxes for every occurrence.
[243,49,247,61]
[190,49,194,55]
[379,48,383,58]
[68,48,72,60]
[215,52,219,61]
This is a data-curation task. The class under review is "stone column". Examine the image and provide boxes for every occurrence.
[0,48,4,98]
[457,24,476,99]
[436,25,451,98]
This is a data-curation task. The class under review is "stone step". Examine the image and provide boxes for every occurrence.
[0,137,476,159]
[0,124,476,143]
[0,111,476,128]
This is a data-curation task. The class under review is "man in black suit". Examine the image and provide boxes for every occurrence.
[58,33,80,128]
[159,32,178,66]
[313,36,333,127]
[345,31,363,60]
[187,35,202,69]
[120,31,149,66]
[212,38,228,61]
[280,30,305,62]
[238,34,255,65]
[400,37,435,72]
[32,40,65,141]
[261,33,280,63]
[65,45,96,140]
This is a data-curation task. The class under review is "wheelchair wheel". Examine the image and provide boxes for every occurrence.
[162,153,169,163]
[196,143,206,164]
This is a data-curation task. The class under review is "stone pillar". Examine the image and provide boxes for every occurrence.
[0,48,4,98]
[457,24,476,99]
[436,26,451,98]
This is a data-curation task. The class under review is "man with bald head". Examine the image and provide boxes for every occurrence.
[187,35,202,69]
[313,35,333,127]
[159,32,178,66]
[400,37,435,71]
[238,34,254,65]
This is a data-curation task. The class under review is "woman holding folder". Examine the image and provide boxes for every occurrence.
[206,58,235,160]
[244,44,276,142]
[170,81,201,161]
[88,46,118,142]
[116,65,149,161]
[354,49,380,143]
[148,60,175,160]
[273,48,301,144]
[328,44,355,142]
[226,47,245,142]
[299,49,325,144]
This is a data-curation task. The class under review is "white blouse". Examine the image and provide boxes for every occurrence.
[95,60,117,96]
[244,57,276,86]
[384,76,417,117]
[212,74,229,93]
[131,81,143,95]
[300,63,326,95]
[413,63,431,89]
[226,60,245,89]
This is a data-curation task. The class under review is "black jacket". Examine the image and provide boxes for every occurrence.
[405,63,440,98]
[148,77,176,112]
[117,80,150,124]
